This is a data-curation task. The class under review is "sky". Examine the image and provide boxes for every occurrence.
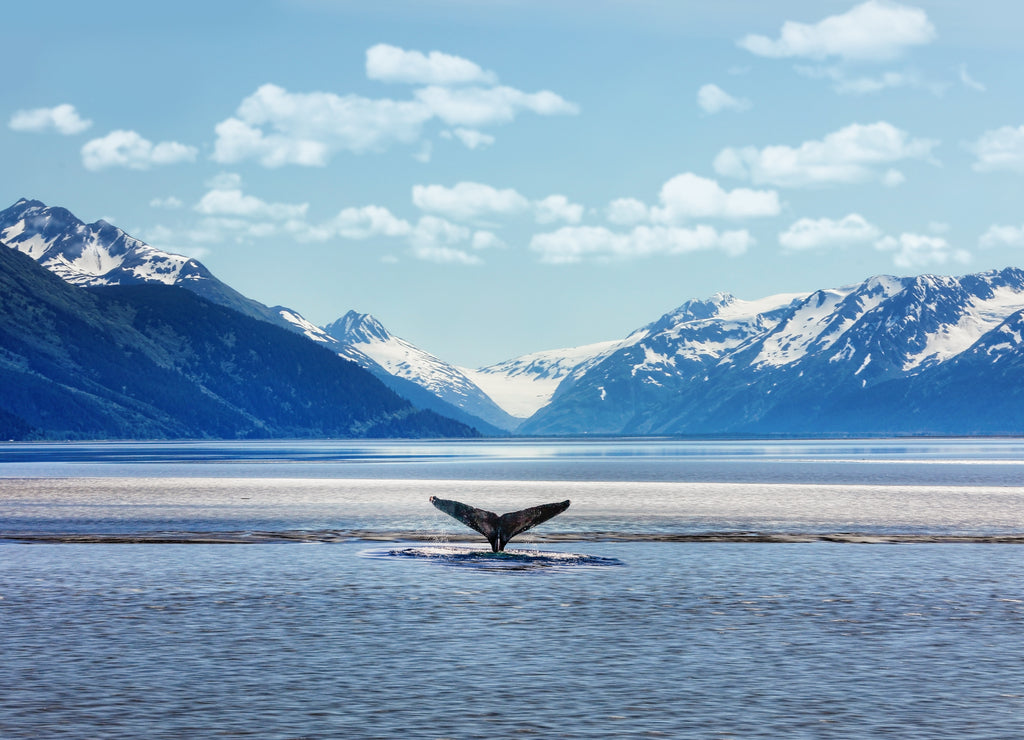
[7,0,1024,368]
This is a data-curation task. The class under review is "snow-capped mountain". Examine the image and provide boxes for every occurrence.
[0,198,510,434]
[0,198,337,344]
[324,311,520,431]
[520,268,1024,435]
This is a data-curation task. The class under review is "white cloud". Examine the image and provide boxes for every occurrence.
[979,224,1024,249]
[882,169,906,187]
[366,43,497,86]
[289,205,412,242]
[535,194,584,225]
[213,75,577,167]
[969,125,1024,173]
[606,197,650,226]
[651,173,780,221]
[529,225,754,264]
[414,85,579,128]
[714,121,937,187]
[409,216,480,264]
[875,233,970,268]
[779,214,882,251]
[412,181,530,222]
[9,103,92,135]
[796,65,944,96]
[697,84,751,114]
[205,172,243,190]
[959,64,986,93]
[212,84,429,166]
[81,130,197,170]
[184,217,284,244]
[442,128,496,150]
[738,1,936,62]
[604,175,778,227]
[472,230,506,250]
[195,188,309,220]
[149,196,183,210]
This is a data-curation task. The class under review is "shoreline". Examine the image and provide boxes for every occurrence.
[3,530,1023,545]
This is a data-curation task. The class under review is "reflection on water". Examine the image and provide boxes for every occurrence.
[365,545,624,571]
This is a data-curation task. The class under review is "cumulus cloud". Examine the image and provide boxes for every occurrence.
[366,43,497,86]
[606,198,650,226]
[81,130,198,170]
[9,103,92,135]
[882,168,906,187]
[212,83,576,167]
[535,194,584,225]
[414,85,578,127]
[969,125,1024,173]
[294,206,413,242]
[738,1,936,62]
[979,224,1024,249]
[206,172,243,190]
[529,225,754,264]
[412,182,530,222]
[875,233,970,268]
[195,188,309,220]
[441,128,496,149]
[409,216,480,265]
[603,176,778,231]
[651,173,780,221]
[714,121,938,187]
[697,84,751,114]
[472,231,505,250]
[779,214,882,251]
[212,85,429,167]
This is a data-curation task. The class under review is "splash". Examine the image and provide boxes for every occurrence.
[362,545,623,572]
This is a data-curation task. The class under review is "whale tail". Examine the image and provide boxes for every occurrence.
[429,496,571,552]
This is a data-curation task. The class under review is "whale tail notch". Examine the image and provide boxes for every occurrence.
[429,496,570,552]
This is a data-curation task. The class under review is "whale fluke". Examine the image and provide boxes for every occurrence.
[429,496,570,552]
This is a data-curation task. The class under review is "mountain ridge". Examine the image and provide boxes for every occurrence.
[0,241,477,440]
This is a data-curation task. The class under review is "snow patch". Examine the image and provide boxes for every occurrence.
[279,310,332,343]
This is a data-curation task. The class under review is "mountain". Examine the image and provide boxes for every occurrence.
[324,311,519,432]
[0,243,478,440]
[519,269,1024,436]
[0,198,342,347]
[1,198,507,433]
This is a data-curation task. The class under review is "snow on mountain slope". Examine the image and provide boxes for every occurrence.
[1,199,198,287]
[324,312,519,430]
[460,339,627,418]
[521,268,1024,435]
[0,198,354,354]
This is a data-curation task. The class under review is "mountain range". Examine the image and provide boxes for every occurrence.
[5,197,1024,438]
[0,203,476,440]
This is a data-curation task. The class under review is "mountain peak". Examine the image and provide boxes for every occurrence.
[324,310,392,343]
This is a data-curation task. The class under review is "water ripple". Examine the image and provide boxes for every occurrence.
[362,544,624,571]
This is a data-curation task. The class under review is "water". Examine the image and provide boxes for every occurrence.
[2,438,1023,738]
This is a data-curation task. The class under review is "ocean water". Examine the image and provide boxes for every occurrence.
[1,438,1023,738]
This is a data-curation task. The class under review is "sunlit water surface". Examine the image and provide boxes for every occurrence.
[1,438,1023,737]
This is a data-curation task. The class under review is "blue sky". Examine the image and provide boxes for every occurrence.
[7,0,1024,367]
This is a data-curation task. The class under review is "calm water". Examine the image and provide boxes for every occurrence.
[2,439,1023,738]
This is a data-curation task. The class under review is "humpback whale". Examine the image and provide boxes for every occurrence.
[429,496,571,552]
